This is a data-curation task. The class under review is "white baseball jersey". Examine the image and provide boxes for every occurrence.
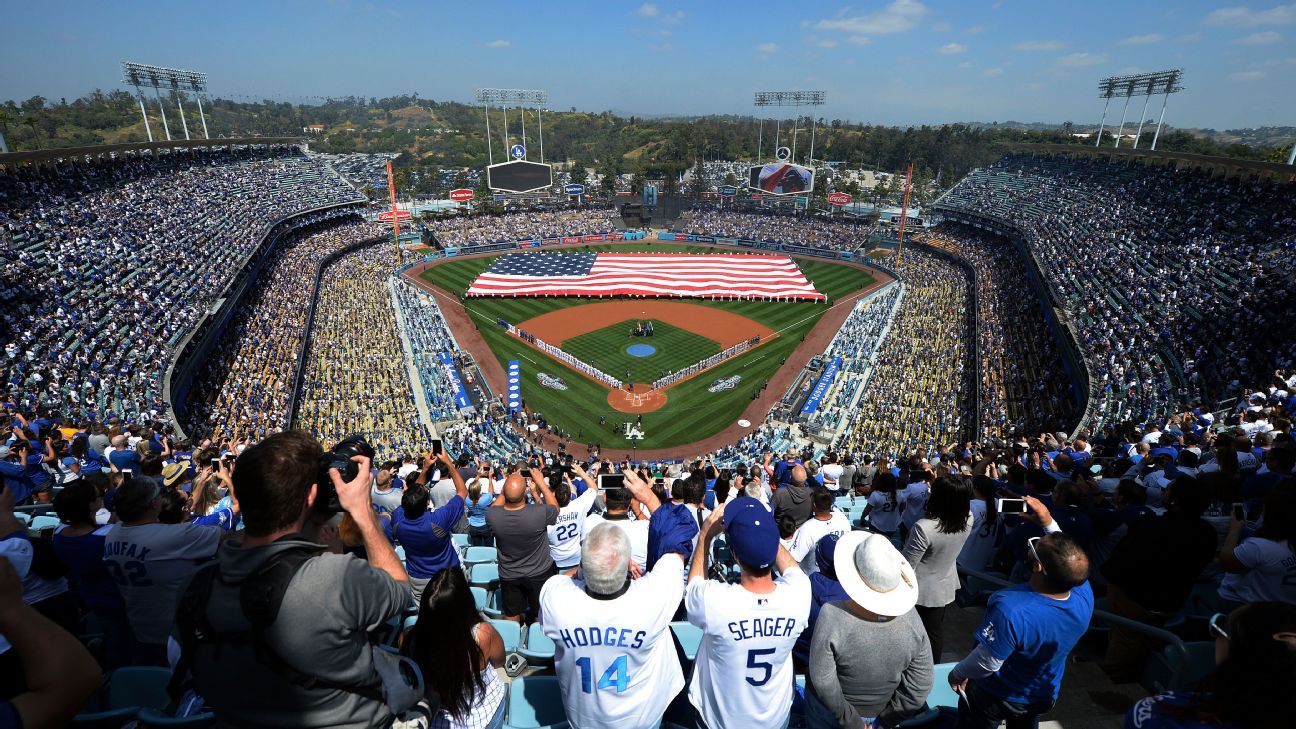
[539,555,686,729]
[583,514,649,568]
[549,488,599,569]
[103,522,221,645]
[788,512,851,575]
[866,490,902,533]
[900,482,930,529]
[685,567,810,728]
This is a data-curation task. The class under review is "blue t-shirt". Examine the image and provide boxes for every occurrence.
[1125,693,1238,729]
[192,508,239,531]
[793,572,850,664]
[975,580,1094,703]
[467,492,493,528]
[109,449,142,474]
[52,525,124,612]
[387,496,465,579]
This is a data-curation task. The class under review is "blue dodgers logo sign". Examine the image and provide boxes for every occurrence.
[707,375,742,393]
[537,373,568,391]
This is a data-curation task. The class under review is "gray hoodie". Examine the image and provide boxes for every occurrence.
[177,536,411,729]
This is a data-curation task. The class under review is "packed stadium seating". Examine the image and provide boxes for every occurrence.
[0,147,360,424]
[677,209,870,251]
[390,278,476,422]
[428,208,622,249]
[935,153,1296,428]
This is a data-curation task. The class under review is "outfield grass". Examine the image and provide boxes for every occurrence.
[562,321,721,386]
[422,244,873,449]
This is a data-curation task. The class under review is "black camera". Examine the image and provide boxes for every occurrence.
[316,435,375,513]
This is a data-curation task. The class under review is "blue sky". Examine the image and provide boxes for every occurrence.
[3,1,1293,129]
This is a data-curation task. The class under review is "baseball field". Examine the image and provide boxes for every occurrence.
[417,243,876,450]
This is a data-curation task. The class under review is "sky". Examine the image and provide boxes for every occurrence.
[2,0,1293,130]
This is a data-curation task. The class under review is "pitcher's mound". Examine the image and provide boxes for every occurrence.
[608,384,668,414]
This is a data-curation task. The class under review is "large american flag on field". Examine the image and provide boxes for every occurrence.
[465,252,826,301]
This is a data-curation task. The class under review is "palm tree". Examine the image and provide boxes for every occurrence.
[22,116,40,150]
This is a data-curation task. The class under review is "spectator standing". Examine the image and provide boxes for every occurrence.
[791,534,850,669]
[104,475,221,665]
[547,466,599,571]
[949,497,1093,729]
[821,452,844,493]
[685,497,809,728]
[387,450,467,604]
[584,485,651,569]
[466,478,495,547]
[805,532,933,728]
[169,431,415,728]
[51,480,133,668]
[903,475,974,663]
[540,488,688,729]
[1218,485,1296,610]
[371,470,403,517]
[788,488,850,575]
[403,568,507,729]
[487,468,558,624]
[770,464,814,539]
[862,470,903,536]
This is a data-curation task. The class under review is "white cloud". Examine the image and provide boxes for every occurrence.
[965,24,988,34]
[636,2,659,17]
[938,42,968,54]
[1118,33,1165,45]
[1237,30,1282,44]
[814,0,927,35]
[663,10,684,23]
[982,67,1005,77]
[757,42,780,53]
[1013,39,1066,51]
[806,35,837,48]
[1228,70,1266,80]
[485,39,511,48]
[848,35,873,45]
[1057,52,1109,67]
[1250,56,1296,67]
[1204,4,1296,26]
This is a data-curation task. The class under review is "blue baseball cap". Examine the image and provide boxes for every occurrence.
[723,496,779,570]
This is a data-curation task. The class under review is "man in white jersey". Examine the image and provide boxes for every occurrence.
[548,467,600,570]
[583,482,651,570]
[540,481,684,729]
[788,489,850,575]
[685,496,810,728]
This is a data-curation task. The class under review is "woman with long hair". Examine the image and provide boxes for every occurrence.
[861,470,902,536]
[901,475,973,663]
[402,569,506,729]
[1126,601,1296,729]
[957,475,1003,574]
[466,478,494,547]
[1218,483,1296,609]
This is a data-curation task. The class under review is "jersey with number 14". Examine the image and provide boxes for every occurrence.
[685,567,810,727]
[539,555,685,728]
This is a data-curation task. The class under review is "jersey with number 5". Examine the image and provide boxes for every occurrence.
[685,566,810,728]
[539,554,685,728]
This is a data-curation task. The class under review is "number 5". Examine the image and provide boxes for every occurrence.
[746,648,775,686]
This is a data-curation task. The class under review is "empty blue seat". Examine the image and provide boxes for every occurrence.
[505,675,568,729]
[471,586,489,612]
[452,533,470,548]
[30,515,60,532]
[520,623,556,664]
[464,546,498,565]
[488,618,522,653]
[927,663,960,709]
[470,563,500,589]
[671,622,703,662]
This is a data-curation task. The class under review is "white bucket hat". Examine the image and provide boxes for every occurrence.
[834,532,919,617]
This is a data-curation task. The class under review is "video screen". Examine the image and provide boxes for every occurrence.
[748,163,815,196]
[487,160,554,194]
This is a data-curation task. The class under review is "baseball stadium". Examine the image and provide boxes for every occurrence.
[2,2,1295,728]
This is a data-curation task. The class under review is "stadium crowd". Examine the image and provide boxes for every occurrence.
[842,247,974,459]
[936,153,1296,428]
[184,219,387,440]
[0,147,360,425]
[914,228,1077,440]
[677,209,871,251]
[391,279,477,422]
[294,245,430,461]
[429,208,622,249]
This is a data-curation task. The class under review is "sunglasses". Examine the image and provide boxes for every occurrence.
[1209,612,1230,641]
[1027,536,1049,576]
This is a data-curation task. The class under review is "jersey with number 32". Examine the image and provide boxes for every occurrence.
[686,566,809,728]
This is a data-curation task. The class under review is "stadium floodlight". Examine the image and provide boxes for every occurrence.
[122,61,212,142]
[476,88,550,167]
[1094,69,1183,150]
[753,90,827,166]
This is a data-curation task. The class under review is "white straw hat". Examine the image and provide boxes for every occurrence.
[834,532,919,617]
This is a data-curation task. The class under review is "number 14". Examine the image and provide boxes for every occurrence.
[575,655,629,693]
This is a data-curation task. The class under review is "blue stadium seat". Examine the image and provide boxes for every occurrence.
[464,546,498,565]
[470,563,500,589]
[393,545,406,563]
[471,586,489,612]
[926,663,960,709]
[452,534,470,549]
[29,515,60,533]
[482,588,506,619]
[505,676,568,729]
[671,621,703,662]
[520,622,556,665]
[488,618,522,653]
[74,666,172,726]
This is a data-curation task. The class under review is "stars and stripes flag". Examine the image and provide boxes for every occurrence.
[465,252,826,301]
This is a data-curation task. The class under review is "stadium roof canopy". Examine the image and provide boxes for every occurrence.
[1004,142,1296,182]
[0,136,303,169]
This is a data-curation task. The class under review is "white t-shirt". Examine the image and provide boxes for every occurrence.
[820,464,844,492]
[1219,537,1296,604]
[865,490,902,533]
[685,567,810,728]
[957,499,1001,573]
[104,521,221,645]
[584,514,650,569]
[788,512,850,575]
[549,489,599,569]
[539,555,685,729]
[900,482,930,529]
[0,536,36,653]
